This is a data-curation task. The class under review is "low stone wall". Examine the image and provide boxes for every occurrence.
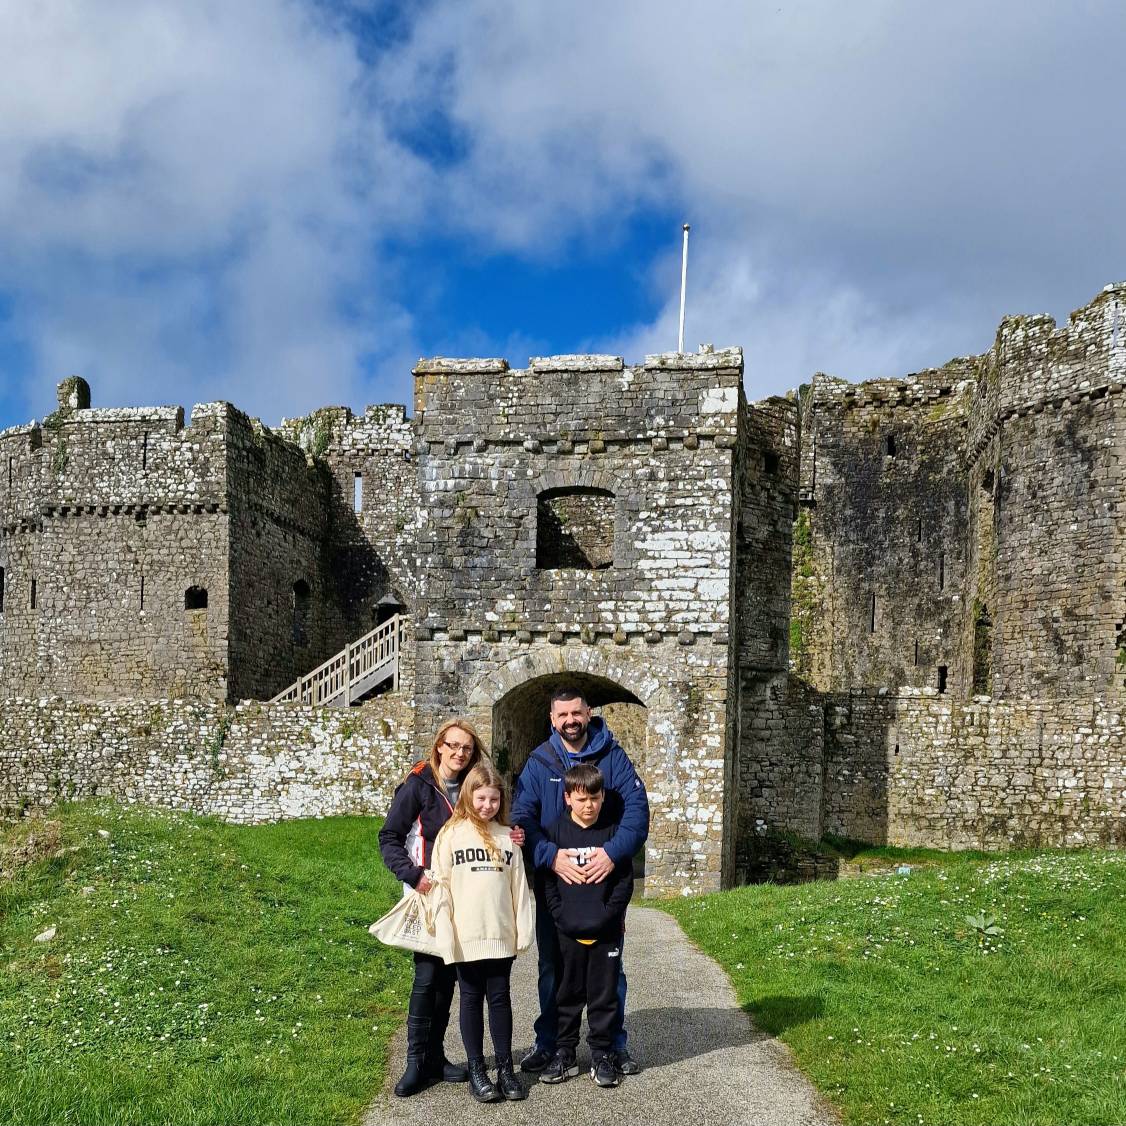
[824,690,1126,849]
[739,678,1126,855]
[0,694,418,823]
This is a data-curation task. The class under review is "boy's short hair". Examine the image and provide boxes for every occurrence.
[564,762,604,795]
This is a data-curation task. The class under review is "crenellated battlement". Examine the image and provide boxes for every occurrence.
[412,347,744,449]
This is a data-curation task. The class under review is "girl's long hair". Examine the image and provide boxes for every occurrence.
[437,762,510,861]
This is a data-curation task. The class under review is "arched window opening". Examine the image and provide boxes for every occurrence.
[536,487,614,570]
[973,606,993,695]
[292,579,310,646]
[374,590,404,627]
[184,586,208,610]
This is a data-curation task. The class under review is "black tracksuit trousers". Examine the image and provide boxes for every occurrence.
[555,932,621,1056]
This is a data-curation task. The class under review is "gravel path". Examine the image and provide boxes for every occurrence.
[362,906,839,1126]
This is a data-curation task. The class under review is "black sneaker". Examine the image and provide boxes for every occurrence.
[539,1050,579,1084]
[614,1049,641,1075]
[519,1046,553,1073]
[591,1054,620,1088]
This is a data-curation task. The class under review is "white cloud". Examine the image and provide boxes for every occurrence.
[0,0,427,421]
[3,0,1125,420]
[387,0,1126,388]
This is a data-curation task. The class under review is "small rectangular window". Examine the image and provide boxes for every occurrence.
[869,592,876,633]
[142,431,149,471]
[140,574,145,611]
[6,457,11,489]
[354,473,363,513]
[30,578,37,610]
[913,639,919,666]
[763,451,780,475]
[939,552,945,591]
[917,517,923,543]
[0,566,5,613]
[937,665,948,693]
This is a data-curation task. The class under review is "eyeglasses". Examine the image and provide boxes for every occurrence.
[441,739,475,754]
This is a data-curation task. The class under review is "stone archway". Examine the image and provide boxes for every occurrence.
[487,672,645,779]
[460,646,726,895]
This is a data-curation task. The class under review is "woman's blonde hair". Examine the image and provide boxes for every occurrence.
[425,718,486,779]
[438,762,510,861]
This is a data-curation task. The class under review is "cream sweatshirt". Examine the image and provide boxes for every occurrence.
[432,819,536,963]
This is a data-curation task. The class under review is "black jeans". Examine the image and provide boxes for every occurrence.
[555,933,621,1056]
[456,957,515,1061]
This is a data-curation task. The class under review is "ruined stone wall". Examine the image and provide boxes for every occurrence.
[279,404,419,604]
[225,413,334,703]
[0,388,231,702]
[966,286,1126,701]
[0,695,417,824]
[798,367,971,695]
[820,689,1126,848]
[411,350,742,894]
[733,392,807,869]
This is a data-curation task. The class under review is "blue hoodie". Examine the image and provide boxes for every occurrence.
[511,716,650,871]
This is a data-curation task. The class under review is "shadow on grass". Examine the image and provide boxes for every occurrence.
[745,993,825,1036]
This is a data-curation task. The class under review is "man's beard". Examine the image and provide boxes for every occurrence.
[559,720,587,741]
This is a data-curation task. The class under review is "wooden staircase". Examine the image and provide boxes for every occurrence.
[270,614,404,707]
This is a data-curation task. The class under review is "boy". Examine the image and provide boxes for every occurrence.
[540,762,635,1088]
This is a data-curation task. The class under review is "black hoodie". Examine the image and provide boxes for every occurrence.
[543,809,634,941]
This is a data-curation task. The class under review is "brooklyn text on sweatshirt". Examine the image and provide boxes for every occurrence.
[432,819,536,964]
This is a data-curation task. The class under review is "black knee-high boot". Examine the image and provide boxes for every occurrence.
[394,962,436,1098]
[425,968,468,1083]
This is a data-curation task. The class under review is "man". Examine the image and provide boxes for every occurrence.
[510,686,650,1076]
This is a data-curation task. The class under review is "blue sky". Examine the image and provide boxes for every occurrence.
[2,1,1126,431]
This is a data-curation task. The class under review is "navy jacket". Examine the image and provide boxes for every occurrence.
[378,761,455,889]
[511,717,649,871]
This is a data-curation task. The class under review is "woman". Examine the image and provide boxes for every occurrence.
[377,719,524,1098]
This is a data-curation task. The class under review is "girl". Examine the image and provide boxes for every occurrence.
[432,762,536,1103]
[379,721,524,1098]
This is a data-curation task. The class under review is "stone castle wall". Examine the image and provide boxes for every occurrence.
[965,287,1126,701]
[0,383,232,702]
[798,283,1126,706]
[0,694,417,824]
[736,681,1125,852]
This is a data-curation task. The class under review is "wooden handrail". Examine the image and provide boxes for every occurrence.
[270,613,403,706]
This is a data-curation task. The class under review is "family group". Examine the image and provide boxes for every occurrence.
[377,687,650,1103]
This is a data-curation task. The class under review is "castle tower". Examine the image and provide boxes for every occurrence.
[410,349,745,894]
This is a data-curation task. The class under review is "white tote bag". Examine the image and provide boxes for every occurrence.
[368,876,455,961]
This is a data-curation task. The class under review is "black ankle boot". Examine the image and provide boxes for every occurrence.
[467,1056,502,1103]
[394,1016,431,1098]
[494,1055,526,1101]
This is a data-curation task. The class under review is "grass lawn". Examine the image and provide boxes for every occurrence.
[662,846,1126,1126]
[0,803,411,1126]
